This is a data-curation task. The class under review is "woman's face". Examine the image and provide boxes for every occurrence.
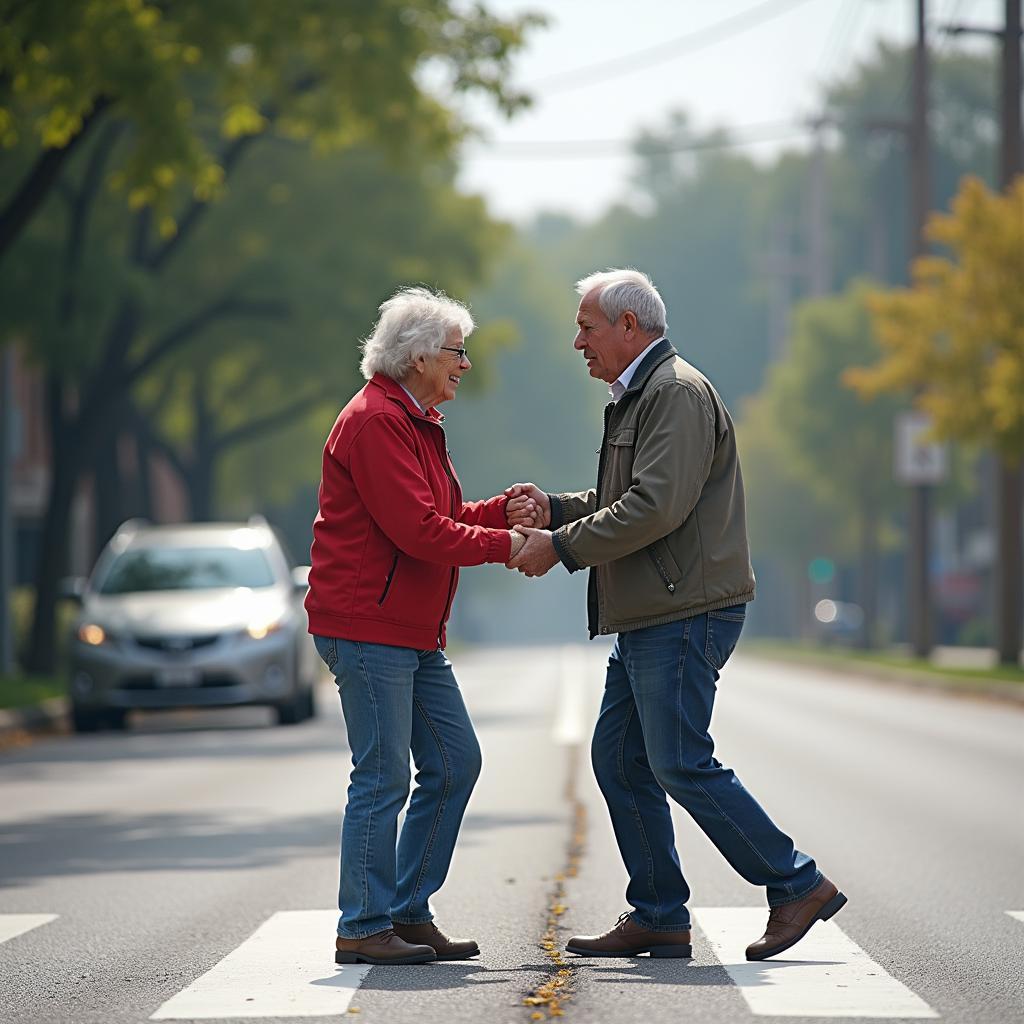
[412,328,472,407]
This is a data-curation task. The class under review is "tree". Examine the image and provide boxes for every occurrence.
[846,176,1024,663]
[1,3,538,672]
[764,282,906,648]
[736,392,840,639]
[137,141,510,522]
[0,0,536,261]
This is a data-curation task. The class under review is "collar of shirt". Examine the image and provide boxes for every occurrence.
[609,337,665,403]
[398,381,426,413]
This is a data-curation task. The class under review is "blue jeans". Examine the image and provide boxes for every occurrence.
[313,636,481,939]
[592,609,820,931]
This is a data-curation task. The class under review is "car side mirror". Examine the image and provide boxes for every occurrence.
[59,576,88,605]
[291,566,311,593]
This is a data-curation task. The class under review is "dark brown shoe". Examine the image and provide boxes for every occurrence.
[334,928,436,965]
[393,921,479,960]
[566,912,692,958]
[745,876,848,961]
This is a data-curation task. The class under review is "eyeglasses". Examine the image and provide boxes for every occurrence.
[440,346,469,360]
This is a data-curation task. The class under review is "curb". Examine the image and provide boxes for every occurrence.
[0,697,68,741]
[745,650,1024,707]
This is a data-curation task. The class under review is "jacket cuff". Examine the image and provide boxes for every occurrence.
[552,526,584,573]
[547,493,566,530]
[490,529,513,564]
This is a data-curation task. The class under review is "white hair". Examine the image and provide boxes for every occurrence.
[575,268,668,335]
[359,286,475,381]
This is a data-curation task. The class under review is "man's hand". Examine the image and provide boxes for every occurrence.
[504,483,551,529]
[506,525,560,577]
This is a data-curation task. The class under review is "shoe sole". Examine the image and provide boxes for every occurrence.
[745,891,848,962]
[432,946,480,961]
[565,942,692,959]
[335,950,437,965]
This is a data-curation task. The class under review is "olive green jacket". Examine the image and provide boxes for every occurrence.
[549,339,755,638]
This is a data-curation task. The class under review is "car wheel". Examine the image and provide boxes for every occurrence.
[104,709,128,731]
[275,684,314,726]
[71,704,103,733]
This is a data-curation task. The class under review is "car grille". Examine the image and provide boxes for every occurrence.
[134,634,221,652]
[120,674,240,690]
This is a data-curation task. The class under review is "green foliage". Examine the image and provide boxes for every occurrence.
[0,0,540,218]
[767,281,903,518]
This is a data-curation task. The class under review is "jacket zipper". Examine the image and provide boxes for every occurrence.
[377,554,399,605]
[649,548,677,593]
[593,403,615,634]
[436,432,458,647]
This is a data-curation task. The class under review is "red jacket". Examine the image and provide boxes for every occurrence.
[305,373,512,650]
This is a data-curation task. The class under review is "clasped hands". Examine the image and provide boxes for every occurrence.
[503,483,559,578]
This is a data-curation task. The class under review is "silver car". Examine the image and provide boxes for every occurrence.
[66,519,318,732]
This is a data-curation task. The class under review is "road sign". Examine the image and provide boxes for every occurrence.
[894,411,948,485]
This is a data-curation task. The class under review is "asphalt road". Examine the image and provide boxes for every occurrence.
[0,645,1021,1024]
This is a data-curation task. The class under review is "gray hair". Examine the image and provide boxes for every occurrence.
[575,268,667,335]
[359,286,475,381]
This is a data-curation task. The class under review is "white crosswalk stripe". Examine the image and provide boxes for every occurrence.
[1006,911,1024,925]
[150,911,368,1020]
[0,914,58,945]
[694,907,939,1018]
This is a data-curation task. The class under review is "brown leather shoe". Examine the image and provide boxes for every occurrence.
[566,912,692,958]
[335,929,436,965]
[393,921,479,960]
[745,876,848,961]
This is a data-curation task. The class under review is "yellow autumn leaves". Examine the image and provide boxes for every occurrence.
[847,176,1024,462]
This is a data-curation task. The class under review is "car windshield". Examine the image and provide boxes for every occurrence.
[96,546,276,594]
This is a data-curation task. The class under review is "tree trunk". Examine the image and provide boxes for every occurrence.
[858,496,880,649]
[92,428,124,554]
[25,377,78,673]
[995,456,1023,665]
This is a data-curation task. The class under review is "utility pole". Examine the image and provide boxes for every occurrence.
[997,0,1022,666]
[907,0,933,659]
[806,118,831,298]
[943,0,1023,664]
[0,346,14,674]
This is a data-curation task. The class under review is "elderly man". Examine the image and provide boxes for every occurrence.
[507,269,845,962]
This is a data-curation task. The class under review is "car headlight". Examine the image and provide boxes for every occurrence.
[77,623,109,646]
[246,617,284,641]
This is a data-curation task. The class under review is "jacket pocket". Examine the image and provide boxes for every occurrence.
[647,538,682,594]
[377,554,399,606]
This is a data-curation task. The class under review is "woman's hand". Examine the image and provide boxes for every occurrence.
[504,483,551,529]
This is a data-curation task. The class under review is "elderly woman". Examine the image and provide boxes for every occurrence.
[305,287,528,966]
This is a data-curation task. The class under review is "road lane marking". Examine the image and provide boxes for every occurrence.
[553,645,588,746]
[1007,911,1024,925]
[0,914,58,944]
[693,907,938,1018]
[150,911,369,1019]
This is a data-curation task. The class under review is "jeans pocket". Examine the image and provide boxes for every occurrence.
[704,611,744,670]
[313,634,338,672]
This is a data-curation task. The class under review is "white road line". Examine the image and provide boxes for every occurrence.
[552,644,589,746]
[150,911,369,1019]
[1007,911,1024,925]
[693,907,938,1019]
[0,914,58,944]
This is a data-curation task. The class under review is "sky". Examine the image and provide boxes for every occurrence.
[456,0,1003,222]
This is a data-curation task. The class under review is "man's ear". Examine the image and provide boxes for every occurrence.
[622,311,638,335]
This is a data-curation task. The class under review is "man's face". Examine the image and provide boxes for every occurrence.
[573,288,629,384]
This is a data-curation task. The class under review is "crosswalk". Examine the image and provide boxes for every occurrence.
[3,909,1023,1019]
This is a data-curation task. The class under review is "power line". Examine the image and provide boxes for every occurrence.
[526,0,819,96]
[465,119,813,161]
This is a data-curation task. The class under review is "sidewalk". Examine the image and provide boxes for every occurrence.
[0,696,67,743]
[745,642,1024,707]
